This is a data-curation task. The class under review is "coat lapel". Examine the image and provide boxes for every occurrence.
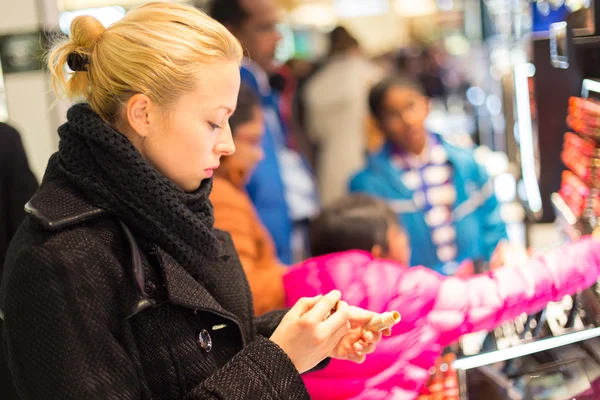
[157,247,227,313]
[155,230,254,344]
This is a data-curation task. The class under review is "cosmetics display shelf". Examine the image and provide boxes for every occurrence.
[453,89,600,398]
[552,192,590,241]
[453,327,600,400]
[559,93,600,232]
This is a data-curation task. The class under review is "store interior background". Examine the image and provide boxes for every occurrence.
[3,1,600,398]
[1,0,573,250]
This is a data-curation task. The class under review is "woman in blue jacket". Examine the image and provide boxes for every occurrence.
[350,75,507,275]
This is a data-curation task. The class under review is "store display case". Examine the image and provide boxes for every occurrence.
[454,327,600,400]
[453,4,600,397]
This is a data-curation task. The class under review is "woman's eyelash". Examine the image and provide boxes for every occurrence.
[209,122,222,130]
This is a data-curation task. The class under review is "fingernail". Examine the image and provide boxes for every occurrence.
[353,342,363,352]
[355,352,364,362]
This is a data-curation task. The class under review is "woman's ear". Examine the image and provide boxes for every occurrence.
[125,94,153,139]
[371,244,383,258]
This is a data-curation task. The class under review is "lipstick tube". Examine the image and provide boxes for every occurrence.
[364,311,401,331]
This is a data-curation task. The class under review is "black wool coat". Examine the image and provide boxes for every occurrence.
[0,170,312,399]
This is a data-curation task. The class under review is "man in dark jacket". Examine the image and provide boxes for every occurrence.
[1,123,37,399]
[0,122,38,271]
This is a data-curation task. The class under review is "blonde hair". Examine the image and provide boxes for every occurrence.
[47,2,243,122]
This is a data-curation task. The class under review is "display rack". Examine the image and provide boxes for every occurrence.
[562,79,600,231]
[452,6,600,396]
[453,327,600,400]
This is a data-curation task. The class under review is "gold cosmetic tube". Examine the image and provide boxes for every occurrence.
[364,311,401,331]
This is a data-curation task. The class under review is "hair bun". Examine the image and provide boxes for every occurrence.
[69,15,106,50]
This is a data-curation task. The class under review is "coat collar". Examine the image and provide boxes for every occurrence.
[25,156,107,231]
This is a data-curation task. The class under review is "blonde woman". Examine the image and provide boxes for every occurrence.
[0,4,385,399]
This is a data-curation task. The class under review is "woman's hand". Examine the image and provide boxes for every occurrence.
[270,290,353,374]
[329,306,390,364]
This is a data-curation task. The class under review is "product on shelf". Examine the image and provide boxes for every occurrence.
[559,170,600,217]
[417,354,459,400]
[560,97,600,222]
[568,97,600,139]
[561,133,599,185]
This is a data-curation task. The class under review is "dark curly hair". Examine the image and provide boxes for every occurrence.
[310,194,400,257]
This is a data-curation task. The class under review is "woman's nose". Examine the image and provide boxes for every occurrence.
[217,126,235,156]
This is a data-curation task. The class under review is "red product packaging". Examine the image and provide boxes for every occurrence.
[563,132,595,158]
[568,97,600,139]
[570,96,600,117]
[429,359,444,400]
[561,133,599,185]
[559,170,599,217]
[442,354,459,400]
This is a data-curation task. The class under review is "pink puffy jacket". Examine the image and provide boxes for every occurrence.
[283,237,600,400]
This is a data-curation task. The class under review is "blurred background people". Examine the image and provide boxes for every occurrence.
[210,0,318,264]
[273,58,318,169]
[211,83,285,316]
[0,121,37,400]
[303,26,382,206]
[0,122,38,272]
[283,194,600,399]
[350,76,507,274]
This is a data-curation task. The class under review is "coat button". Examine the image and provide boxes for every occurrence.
[145,281,156,296]
[197,329,212,353]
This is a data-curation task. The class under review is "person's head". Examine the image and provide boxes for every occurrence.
[219,83,264,183]
[310,194,410,265]
[47,2,243,192]
[210,0,281,72]
[369,75,430,155]
[328,26,359,57]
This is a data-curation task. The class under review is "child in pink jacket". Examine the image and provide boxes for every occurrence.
[284,194,600,400]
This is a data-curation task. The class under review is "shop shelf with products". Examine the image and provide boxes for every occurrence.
[556,83,600,332]
[559,83,600,235]
[451,4,600,398]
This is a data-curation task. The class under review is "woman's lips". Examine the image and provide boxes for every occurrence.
[204,164,219,178]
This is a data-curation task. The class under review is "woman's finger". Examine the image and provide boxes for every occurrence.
[347,306,376,327]
[359,342,378,355]
[286,295,323,319]
[362,330,382,344]
[346,351,366,364]
[322,300,352,336]
[303,290,342,323]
